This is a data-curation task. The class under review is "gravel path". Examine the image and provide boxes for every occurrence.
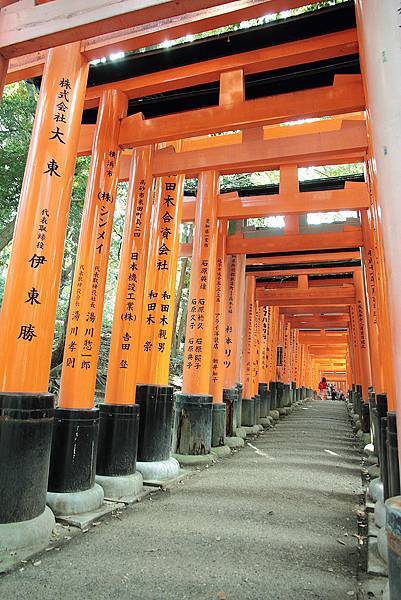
[0,400,362,600]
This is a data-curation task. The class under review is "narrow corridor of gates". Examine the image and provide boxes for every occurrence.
[1,2,401,598]
[0,401,362,600]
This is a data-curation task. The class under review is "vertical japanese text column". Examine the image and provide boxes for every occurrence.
[174,171,219,457]
[47,89,128,512]
[0,43,88,532]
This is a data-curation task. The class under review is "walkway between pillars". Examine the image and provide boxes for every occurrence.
[0,401,362,600]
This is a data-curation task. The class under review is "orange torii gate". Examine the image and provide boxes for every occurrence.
[0,3,399,587]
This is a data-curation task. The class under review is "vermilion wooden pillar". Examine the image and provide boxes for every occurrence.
[353,270,372,402]
[223,252,246,435]
[133,172,185,477]
[0,43,88,543]
[59,89,128,409]
[361,212,384,392]
[174,171,219,457]
[209,220,229,447]
[209,220,228,403]
[241,275,256,426]
[48,89,128,512]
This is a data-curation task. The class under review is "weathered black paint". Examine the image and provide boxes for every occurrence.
[385,497,401,599]
[223,387,237,436]
[269,381,277,410]
[136,384,174,462]
[211,403,226,447]
[266,389,272,412]
[48,407,99,493]
[258,383,268,418]
[277,382,284,408]
[0,393,54,524]
[96,403,140,477]
[241,397,255,426]
[254,394,261,424]
[173,393,213,455]
[235,382,243,429]
[387,412,400,498]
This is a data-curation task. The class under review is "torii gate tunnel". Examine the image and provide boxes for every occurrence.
[0,1,401,595]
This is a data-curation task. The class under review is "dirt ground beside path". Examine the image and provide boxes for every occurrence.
[0,401,362,600]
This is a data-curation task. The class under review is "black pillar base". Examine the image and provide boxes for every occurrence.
[235,383,243,429]
[96,403,140,477]
[283,384,290,407]
[211,403,226,447]
[173,393,213,455]
[269,381,277,410]
[223,388,237,437]
[254,394,261,424]
[136,384,174,462]
[387,412,400,498]
[241,398,255,426]
[0,393,54,524]
[258,383,268,418]
[277,382,284,408]
[48,407,99,493]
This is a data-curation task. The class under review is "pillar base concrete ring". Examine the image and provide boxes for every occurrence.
[377,526,388,564]
[211,445,232,458]
[243,425,260,436]
[235,427,247,439]
[136,457,180,481]
[0,507,55,564]
[259,417,273,428]
[95,472,143,501]
[225,436,244,449]
[368,478,384,504]
[173,453,215,468]
[46,484,104,516]
[374,500,386,529]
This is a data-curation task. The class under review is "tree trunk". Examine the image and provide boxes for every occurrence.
[175,297,188,356]
[172,257,188,356]
[0,217,16,253]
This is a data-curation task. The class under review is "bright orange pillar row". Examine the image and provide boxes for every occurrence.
[0,42,89,393]
[104,146,153,405]
[137,173,185,385]
[209,220,228,403]
[182,171,218,395]
[59,89,128,409]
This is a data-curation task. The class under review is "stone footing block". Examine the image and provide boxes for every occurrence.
[235,427,247,439]
[95,472,143,502]
[173,453,215,468]
[225,436,244,449]
[47,483,104,517]
[0,507,55,573]
[136,457,180,483]
[211,445,231,459]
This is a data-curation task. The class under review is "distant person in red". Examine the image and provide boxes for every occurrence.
[318,377,328,400]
